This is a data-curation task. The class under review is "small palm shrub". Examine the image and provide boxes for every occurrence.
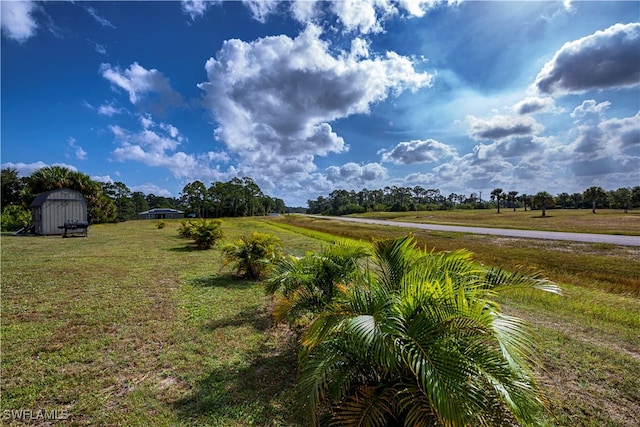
[189,219,223,250]
[265,239,371,324]
[222,232,283,280]
[156,220,166,229]
[273,235,561,426]
[177,220,195,238]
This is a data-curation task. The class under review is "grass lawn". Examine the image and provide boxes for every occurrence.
[2,215,639,426]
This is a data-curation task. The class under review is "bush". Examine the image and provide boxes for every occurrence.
[222,232,283,280]
[177,220,194,238]
[156,220,166,229]
[190,220,223,250]
[1,205,31,231]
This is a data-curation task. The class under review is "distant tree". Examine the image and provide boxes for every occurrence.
[103,181,135,221]
[570,192,583,209]
[490,188,504,213]
[508,191,519,211]
[131,192,149,214]
[609,187,632,213]
[1,168,25,211]
[556,192,570,209]
[583,186,606,214]
[181,180,207,218]
[532,191,555,217]
[632,186,640,208]
[520,193,530,211]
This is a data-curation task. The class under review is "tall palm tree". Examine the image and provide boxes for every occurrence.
[583,186,606,214]
[508,190,519,211]
[532,191,554,217]
[295,235,561,426]
[490,188,504,214]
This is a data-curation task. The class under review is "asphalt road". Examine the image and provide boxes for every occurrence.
[306,215,640,247]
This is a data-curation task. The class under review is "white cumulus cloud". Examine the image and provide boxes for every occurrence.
[534,22,640,95]
[467,114,544,140]
[199,24,432,182]
[110,115,231,183]
[100,62,182,109]
[1,0,38,42]
[380,139,457,164]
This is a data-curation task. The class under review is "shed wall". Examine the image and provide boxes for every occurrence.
[32,189,88,235]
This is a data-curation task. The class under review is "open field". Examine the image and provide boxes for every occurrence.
[348,208,640,235]
[2,217,640,426]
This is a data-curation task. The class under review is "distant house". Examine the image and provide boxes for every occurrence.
[30,188,88,235]
[138,208,184,220]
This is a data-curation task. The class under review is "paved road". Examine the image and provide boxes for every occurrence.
[307,215,640,247]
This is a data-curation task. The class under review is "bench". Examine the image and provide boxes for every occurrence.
[59,221,89,237]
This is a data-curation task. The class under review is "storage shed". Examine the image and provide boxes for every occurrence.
[30,188,88,235]
[138,208,184,220]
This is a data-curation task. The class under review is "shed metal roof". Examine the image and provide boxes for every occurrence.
[30,188,85,207]
[139,208,184,214]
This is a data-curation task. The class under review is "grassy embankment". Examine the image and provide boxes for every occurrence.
[1,211,639,426]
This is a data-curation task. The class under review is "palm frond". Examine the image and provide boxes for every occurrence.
[484,267,562,295]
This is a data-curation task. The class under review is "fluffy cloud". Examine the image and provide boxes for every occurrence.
[380,139,457,164]
[1,1,38,42]
[1,161,77,176]
[534,23,640,94]
[568,110,640,163]
[512,96,557,115]
[67,137,87,161]
[101,62,182,109]
[182,0,455,34]
[243,0,281,23]
[467,114,544,140]
[473,135,546,160]
[326,162,388,183]
[110,115,231,182]
[180,0,220,19]
[570,99,611,124]
[199,24,431,180]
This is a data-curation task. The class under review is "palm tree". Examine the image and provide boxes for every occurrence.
[532,191,554,217]
[508,190,519,211]
[222,232,283,280]
[520,193,530,211]
[294,235,560,426]
[583,186,606,214]
[490,188,504,213]
[266,239,371,324]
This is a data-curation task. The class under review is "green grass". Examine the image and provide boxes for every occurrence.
[349,208,640,235]
[2,216,639,426]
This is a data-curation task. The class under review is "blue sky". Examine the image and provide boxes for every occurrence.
[2,1,639,206]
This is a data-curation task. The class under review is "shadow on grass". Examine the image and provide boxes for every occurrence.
[168,244,204,252]
[190,273,257,289]
[173,316,300,425]
[203,304,272,332]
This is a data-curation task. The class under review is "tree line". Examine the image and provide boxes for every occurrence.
[307,185,640,215]
[0,166,285,230]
